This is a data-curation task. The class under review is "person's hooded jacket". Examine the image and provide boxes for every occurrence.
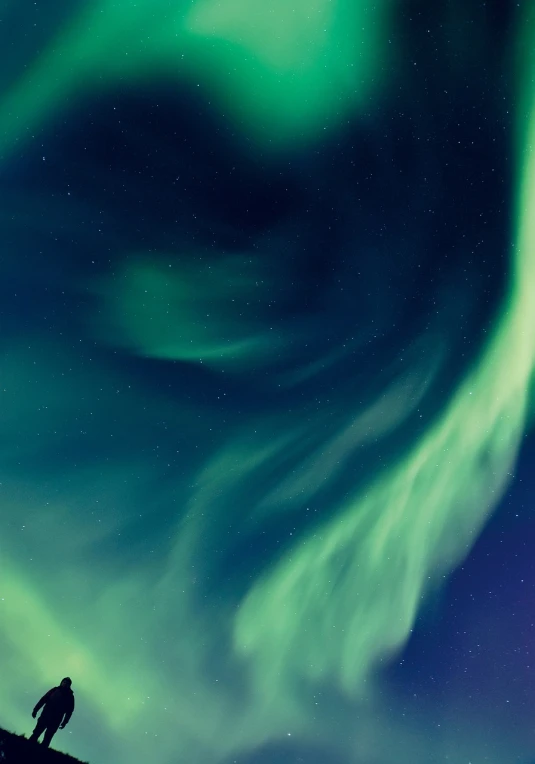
[33,684,75,727]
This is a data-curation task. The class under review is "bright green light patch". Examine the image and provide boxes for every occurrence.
[183,0,392,145]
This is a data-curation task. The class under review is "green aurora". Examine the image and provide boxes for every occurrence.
[1,2,534,763]
[0,0,391,153]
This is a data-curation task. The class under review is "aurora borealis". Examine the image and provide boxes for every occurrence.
[2,1,535,762]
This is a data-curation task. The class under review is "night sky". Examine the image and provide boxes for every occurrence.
[1,1,535,763]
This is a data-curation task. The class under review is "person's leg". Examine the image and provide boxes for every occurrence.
[29,716,47,742]
[42,720,60,748]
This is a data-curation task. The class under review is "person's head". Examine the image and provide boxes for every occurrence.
[60,677,72,689]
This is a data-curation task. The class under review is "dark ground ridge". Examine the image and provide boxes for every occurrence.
[0,727,88,764]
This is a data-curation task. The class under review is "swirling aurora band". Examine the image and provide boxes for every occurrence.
[0,2,534,763]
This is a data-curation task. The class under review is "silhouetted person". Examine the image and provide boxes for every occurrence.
[29,677,75,748]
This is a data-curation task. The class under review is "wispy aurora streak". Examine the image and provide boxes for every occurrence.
[0,2,534,764]
[232,60,535,696]
[0,0,391,153]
